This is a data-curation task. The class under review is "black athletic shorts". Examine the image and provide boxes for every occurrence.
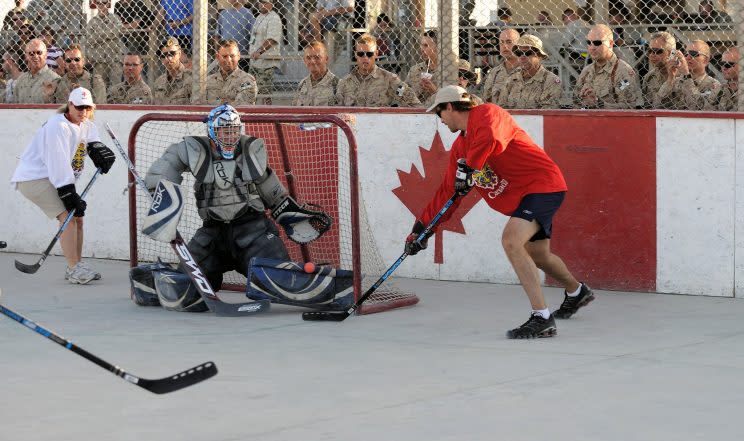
[511,191,566,242]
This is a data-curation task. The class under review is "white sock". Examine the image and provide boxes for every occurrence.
[566,283,582,297]
[533,308,551,319]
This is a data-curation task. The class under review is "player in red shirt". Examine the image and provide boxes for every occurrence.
[406,85,595,338]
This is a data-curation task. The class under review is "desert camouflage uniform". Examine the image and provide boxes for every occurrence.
[205,68,257,105]
[482,61,519,103]
[642,68,669,108]
[107,78,153,104]
[717,85,737,111]
[657,74,721,110]
[293,70,338,106]
[405,61,438,106]
[153,64,192,105]
[336,66,420,107]
[12,66,59,104]
[498,66,562,109]
[85,13,126,86]
[574,54,642,109]
[55,70,108,104]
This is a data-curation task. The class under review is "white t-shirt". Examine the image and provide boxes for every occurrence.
[10,113,101,189]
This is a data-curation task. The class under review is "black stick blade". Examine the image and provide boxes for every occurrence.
[134,361,218,394]
[207,298,271,317]
[14,260,40,274]
[302,310,351,322]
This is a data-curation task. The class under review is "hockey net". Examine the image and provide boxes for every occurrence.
[128,112,418,315]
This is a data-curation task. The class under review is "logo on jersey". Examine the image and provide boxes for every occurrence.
[71,142,86,178]
[472,164,508,199]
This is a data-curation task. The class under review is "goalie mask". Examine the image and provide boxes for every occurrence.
[207,104,243,160]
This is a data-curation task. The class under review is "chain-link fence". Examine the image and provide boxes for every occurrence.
[0,0,741,110]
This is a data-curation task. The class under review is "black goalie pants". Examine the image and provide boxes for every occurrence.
[184,215,289,291]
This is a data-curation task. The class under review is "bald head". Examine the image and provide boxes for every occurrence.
[499,28,520,60]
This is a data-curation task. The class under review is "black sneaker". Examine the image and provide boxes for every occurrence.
[554,283,595,319]
[506,313,557,339]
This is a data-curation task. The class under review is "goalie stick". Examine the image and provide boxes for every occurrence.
[0,288,217,394]
[104,123,270,317]
[15,168,102,275]
[302,193,459,322]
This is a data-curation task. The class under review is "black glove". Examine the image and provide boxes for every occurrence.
[87,141,116,174]
[404,221,431,256]
[454,158,474,196]
[57,184,86,217]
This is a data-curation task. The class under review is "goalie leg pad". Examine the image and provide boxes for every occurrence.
[142,180,185,243]
[246,257,354,310]
[271,196,332,244]
[128,262,172,306]
[153,268,209,313]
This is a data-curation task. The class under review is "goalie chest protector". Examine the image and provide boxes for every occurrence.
[183,136,269,221]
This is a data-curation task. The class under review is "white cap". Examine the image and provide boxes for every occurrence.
[68,87,94,107]
[426,85,472,112]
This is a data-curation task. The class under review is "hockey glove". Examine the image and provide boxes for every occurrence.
[272,196,332,244]
[57,184,86,217]
[405,220,431,256]
[454,158,474,196]
[86,141,116,174]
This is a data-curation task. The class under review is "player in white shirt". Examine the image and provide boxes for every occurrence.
[10,87,116,284]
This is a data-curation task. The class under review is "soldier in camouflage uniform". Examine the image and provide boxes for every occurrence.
[656,40,720,111]
[498,34,561,109]
[456,59,483,105]
[12,39,60,104]
[54,44,107,104]
[642,31,676,109]
[718,47,738,111]
[294,41,337,106]
[84,0,125,87]
[481,28,521,104]
[107,53,153,104]
[204,39,257,105]
[336,33,419,107]
[405,30,440,107]
[249,0,282,104]
[574,25,641,109]
[153,37,192,105]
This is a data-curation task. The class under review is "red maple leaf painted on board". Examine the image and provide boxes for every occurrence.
[392,133,480,264]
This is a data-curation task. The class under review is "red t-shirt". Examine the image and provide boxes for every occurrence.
[419,104,567,226]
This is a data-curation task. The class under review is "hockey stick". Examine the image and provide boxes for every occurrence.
[302,193,459,322]
[104,123,270,317]
[15,168,102,274]
[0,288,217,394]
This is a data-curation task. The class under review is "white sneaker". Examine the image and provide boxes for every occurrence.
[78,261,102,280]
[67,263,96,285]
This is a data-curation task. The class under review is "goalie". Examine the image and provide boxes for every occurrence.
[138,104,334,310]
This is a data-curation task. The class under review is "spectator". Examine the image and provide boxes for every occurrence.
[204,39,257,105]
[717,47,737,111]
[497,34,561,109]
[249,0,282,104]
[309,0,354,43]
[155,0,193,53]
[372,13,398,62]
[115,0,155,56]
[573,24,641,109]
[294,40,338,106]
[656,40,721,110]
[54,44,107,104]
[335,33,419,107]
[693,0,730,23]
[40,26,62,71]
[2,0,27,31]
[490,7,513,27]
[534,10,554,26]
[405,30,441,107]
[559,8,587,63]
[107,53,153,104]
[214,0,255,70]
[153,37,192,104]
[481,28,520,103]
[456,59,483,104]
[25,0,85,47]
[86,0,125,87]
[642,31,676,108]
[12,38,59,103]
[1,49,25,103]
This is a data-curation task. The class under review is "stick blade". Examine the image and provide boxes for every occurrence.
[207,298,271,317]
[14,260,40,274]
[137,361,218,394]
[302,310,351,322]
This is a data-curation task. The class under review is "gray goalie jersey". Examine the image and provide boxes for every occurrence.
[145,135,287,222]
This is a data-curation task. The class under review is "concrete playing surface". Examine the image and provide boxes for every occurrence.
[1,251,743,441]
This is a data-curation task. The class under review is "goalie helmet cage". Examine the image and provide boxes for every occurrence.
[128,112,419,315]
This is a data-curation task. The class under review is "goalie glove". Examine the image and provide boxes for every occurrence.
[272,196,332,244]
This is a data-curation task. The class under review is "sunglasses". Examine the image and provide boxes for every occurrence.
[586,39,605,46]
[513,49,537,57]
[160,50,179,58]
[65,57,82,63]
[685,50,706,58]
[73,104,93,111]
[26,50,43,56]
[648,47,666,55]
[721,61,737,69]
[355,51,375,58]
